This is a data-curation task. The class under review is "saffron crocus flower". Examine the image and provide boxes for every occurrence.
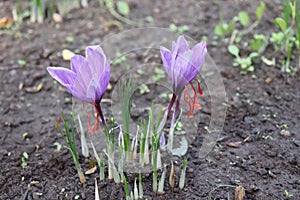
[159,35,207,151]
[47,45,110,133]
[160,35,207,117]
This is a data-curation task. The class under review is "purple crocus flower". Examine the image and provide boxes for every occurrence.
[159,36,207,151]
[47,45,110,133]
[160,35,207,117]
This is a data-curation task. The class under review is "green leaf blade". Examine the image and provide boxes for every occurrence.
[117,1,130,16]
[238,11,250,27]
[255,1,266,20]
[228,45,240,57]
[274,17,287,32]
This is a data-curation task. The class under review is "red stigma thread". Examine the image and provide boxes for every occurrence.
[183,79,203,117]
[82,101,100,134]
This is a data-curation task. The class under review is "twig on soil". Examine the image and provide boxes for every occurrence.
[0,65,21,71]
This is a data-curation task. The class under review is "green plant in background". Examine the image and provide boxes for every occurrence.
[169,23,190,34]
[270,0,299,74]
[214,15,235,39]
[102,0,141,26]
[214,1,265,40]
[213,1,267,73]
[216,0,299,74]
[228,44,258,73]
[251,34,268,54]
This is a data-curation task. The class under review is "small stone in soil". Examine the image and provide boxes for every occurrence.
[265,77,272,84]
[280,130,290,137]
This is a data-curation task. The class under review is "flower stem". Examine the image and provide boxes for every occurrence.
[167,97,180,151]
[95,103,106,126]
[156,93,176,135]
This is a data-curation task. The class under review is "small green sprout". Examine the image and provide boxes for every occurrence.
[17,59,26,67]
[152,67,165,82]
[262,135,274,140]
[139,84,150,94]
[228,44,258,73]
[251,34,268,53]
[179,157,188,189]
[22,132,29,140]
[157,164,167,194]
[138,171,143,199]
[65,36,74,44]
[112,53,126,65]
[169,23,190,33]
[214,21,235,38]
[53,142,62,151]
[21,152,29,168]
[116,1,130,16]
[145,16,154,23]
[284,190,293,197]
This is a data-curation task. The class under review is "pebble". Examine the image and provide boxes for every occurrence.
[280,130,290,137]
[187,168,194,173]
[244,116,253,123]
[265,77,272,84]
[53,13,63,23]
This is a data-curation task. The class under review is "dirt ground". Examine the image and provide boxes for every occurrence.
[0,0,299,199]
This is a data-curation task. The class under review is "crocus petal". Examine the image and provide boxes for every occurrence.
[71,55,86,74]
[86,74,99,101]
[93,60,110,102]
[190,42,207,71]
[86,45,106,75]
[175,35,190,55]
[160,47,173,78]
[72,57,92,101]
[47,67,76,89]
[70,90,91,103]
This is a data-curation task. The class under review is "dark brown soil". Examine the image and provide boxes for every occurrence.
[0,0,299,200]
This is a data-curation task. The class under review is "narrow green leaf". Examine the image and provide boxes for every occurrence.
[274,17,287,32]
[123,176,130,197]
[255,1,266,20]
[238,11,250,27]
[117,1,130,16]
[283,0,290,25]
[296,0,300,49]
[228,45,240,57]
